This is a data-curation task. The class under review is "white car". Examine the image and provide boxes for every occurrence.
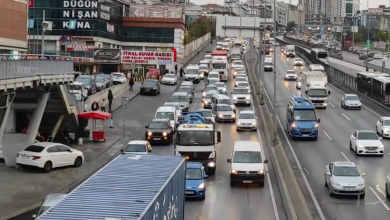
[349,130,384,156]
[237,73,248,79]
[232,60,243,69]
[325,161,365,198]
[232,87,251,106]
[162,74,178,85]
[294,58,304,66]
[208,72,219,81]
[198,109,215,123]
[16,142,84,173]
[386,174,390,198]
[214,82,227,94]
[373,54,383,59]
[284,70,297,81]
[233,67,244,78]
[234,77,248,87]
[112,72,127,84]
[237,82,250,90]
[376,117,390,138]
[121,140,151,154]
[236,110,257,131]
[164,102,183,119]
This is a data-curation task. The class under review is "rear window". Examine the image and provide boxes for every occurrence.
[113,73,123,78]
[24,145,45,153]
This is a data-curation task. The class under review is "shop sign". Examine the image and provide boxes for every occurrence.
[72,36,93,41]
[28,0,34,8]
[121,51,173,64]
[72,57,94,63]
[62,0,99,29]
[130,5,183,18]
[94,49,120,64]
[66,44,95,52]
[107,23,114,33]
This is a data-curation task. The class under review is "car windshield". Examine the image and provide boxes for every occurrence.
[357,132,378,140]
[38,206,51,216]
[177,131,213,145]
[384,120,390,126]
[200,111,212,117]
[125,144,146,152]
[164,75,174,78]
[287,71,296,74]
[178,87,191,93]
[186,168,202,180]
[76,77,91,85]
[308,89,328,97]
[215,83,224,88]
[97,74,109,79]
[238,82,249,87]
[205,93,215,99]
[155,112,174,120]
[333,166,360,177]
[234,61,243,65]
[149,121,168,129]
[234,88,249,94]
[212,63,227,69]
[264,61,272,65]
[69,85,82,90]
[113,73,123,78]
[295,58,302,61]
[239,113,255,119]
[346,95,359,100]
[208,74,219,78]
[218,106,232,111]
[144,80,157,86]
[293,110,316,121]
[236,78,246,81]
[199,66,208,70]
[205,87,217,92]
[96,77,103,82]
[235,68,244,71]
[233,151,262,163]
[209,80,218,84]
[172,96,188,102]
[24,145,44,153]
[186,69,198,75]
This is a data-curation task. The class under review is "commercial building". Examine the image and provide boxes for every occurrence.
[288,4,305,26]
[0,0,28,53]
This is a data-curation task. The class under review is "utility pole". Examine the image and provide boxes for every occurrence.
[41,10,45,55]
[366,5,370,71]
[273,0,278,143]
[258,4,265,105]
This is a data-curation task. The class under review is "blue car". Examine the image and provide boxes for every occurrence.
[185,162,208,200]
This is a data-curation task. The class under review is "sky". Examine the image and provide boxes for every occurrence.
[189,0,389,10]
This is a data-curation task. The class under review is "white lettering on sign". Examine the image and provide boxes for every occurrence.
[63,10,98,19]
[63,0,98,8]
[62,0,98,29]
[153,194,179,220]
[72,57,93,63]
[100,11,110,20]
[63,21,91,29]
[100,4,110,11]
[121,51,173,64]
[66,44,94,52]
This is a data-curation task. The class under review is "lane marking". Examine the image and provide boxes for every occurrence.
[341,113,351,121]
[323,130,332,140]
[303,168,310,175]
[369,186,390,211]
[292,93,296,97]
[340,152,350,162]
[286,87,290,90]
[328,102,335,108]
[376,184,386,197]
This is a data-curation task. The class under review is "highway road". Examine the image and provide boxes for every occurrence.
[259,47,390,220]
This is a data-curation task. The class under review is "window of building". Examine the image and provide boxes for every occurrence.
[346,3,353,15]
[123,27,174,43]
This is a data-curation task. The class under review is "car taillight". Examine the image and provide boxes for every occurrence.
[32,156,41,160]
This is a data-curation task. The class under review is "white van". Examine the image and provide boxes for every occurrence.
[154,106,178,129]
[184,64,201,83]
[227,141,269,187]
[68,82,88,100]
[211,94,236,113]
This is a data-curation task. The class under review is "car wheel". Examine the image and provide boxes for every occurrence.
[74,157,83,167]
[43,161,52,173]
[386,184,390,199]
[236,128,240,132]
[230,181,234,187]
[382,131,384,137]
[349,142,353,150]
[328,185,334,197]
[258,181,265,187]
[325,177,328,187]
[341,102,343,108]
[360,192,365,199]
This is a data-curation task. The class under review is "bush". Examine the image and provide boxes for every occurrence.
[184,16,212,44]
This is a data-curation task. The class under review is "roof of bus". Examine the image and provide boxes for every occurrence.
[357,72,389,78]
[212,50,228,56]
[373,76,390,83]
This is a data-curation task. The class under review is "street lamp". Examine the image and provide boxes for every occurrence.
[366,0,370,71]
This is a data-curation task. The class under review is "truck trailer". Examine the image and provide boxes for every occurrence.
[300,71,330,109]
[286,45,295,57]
[36,154,186,220]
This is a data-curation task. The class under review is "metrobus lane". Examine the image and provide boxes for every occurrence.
[183,76,282,220]
[265,49,390,220]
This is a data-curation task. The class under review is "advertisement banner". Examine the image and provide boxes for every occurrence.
[66,44,94,52]
[94,49,120,64]
[130,5,182,18]
[28,0,34,8]
[121,51,173,65]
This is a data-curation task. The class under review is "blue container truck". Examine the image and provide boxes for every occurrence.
[36,154,186,220]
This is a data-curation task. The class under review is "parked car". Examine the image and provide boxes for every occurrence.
[96,73,113,88]
[75,75,96,95]
[112,72,127,84]
[95,77,106,91]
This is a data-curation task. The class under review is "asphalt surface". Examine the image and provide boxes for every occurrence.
[259,47,390,220]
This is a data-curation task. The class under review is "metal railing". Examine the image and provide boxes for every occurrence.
[0,54,73,80]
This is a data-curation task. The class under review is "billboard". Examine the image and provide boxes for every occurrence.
[94,49,121,64]
[121,51,173,65]
[362,13,390,30]
[130,5,183,18]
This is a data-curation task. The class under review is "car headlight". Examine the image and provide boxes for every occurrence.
[357,145,364,149]
[357,182,365,187]
[385,129,390,133]
[258,170,264,174]
[153,87,157,89]
[246,97,250,100]
[379,145,384,149]
[314,123,319,128]
[148,132,152,136]
[202,92,206,96]
[233,96,237,100]
[252,122,256,125]
[163,132,167,136]
[237,122,241,125]
[291,123,296,128]
[208,162,215,167]
[219,114,223,118]
[198,183,205,189]
[331,180,341,187]
[231,169,238,175]
[232,114,236,118]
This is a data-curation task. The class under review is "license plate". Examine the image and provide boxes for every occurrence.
[154,138,161,140]
[366,151,376,153]
[144,89,150,91]
[243,180,252,183]
[185,191,194,194]
[302,134,309,137]
[344,188,355,191]
[21,155,29,159]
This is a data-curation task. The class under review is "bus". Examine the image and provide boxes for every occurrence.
[311,48,328,59]
[372,76,390,106]
[356,72,389,96]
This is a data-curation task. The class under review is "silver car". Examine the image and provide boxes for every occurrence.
[213,104,236,123]
[214,82,227,94]
[95,77,106,91]
[325,161,365,198]
[341,94,361,110]
[202,85,218,98]
[198,109,215,123]
[178,86,194,103]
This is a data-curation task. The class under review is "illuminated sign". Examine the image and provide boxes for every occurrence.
[121,51,173,64]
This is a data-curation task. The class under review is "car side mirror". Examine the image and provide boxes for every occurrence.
[120,149,124,153]
[305,91,308,94]
[361,173,365,177]
[328,91,330,95]
[264,159,269,163]
[317,119,321,123]
[145,126,148,129]
[32,214,37,219]
[227,159,232,163]
[326,171,331,176]
[217,131,221,143]
[204,175,208,179]
[68,149,73,152]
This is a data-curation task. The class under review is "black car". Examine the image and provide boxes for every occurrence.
[145,118,174,145]
[140,79,160,95]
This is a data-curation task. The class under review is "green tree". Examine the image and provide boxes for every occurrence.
[375,30,388,41]
[354,32,363,42]
[184,16,212,44]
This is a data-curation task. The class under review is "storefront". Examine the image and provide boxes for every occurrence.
[121,51,174,79]
[93,49,121,73]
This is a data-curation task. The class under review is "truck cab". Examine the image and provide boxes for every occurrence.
[286,45,296,57]
[301,71,330,109]
[211,52,229,82]
[286,97,320,141]
[174,112,221,175]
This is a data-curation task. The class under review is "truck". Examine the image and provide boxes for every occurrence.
[36,154,186,220]
[286,45,295,57]
[174,112,221,175]
[286,97,321,141]
[211,50,229,82]
[300,71,330,109]
[230,47,241,61]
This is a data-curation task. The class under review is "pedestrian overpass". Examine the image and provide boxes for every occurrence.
[0,55,77,167]
[214,15,274,38]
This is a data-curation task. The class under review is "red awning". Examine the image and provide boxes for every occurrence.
[78,111,111,120]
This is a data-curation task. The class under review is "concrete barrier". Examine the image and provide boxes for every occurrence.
[81,84,129,112]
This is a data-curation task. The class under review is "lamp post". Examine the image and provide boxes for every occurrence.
[366,0,370,71]
[387,0,390,59]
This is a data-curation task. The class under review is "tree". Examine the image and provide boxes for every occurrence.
[184,16,212,44]
[354,32,363,42]
[286,21,296,32]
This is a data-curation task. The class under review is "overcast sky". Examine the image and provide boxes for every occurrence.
[190,0,389,10]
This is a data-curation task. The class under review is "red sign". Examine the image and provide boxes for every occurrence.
[66,44,95,52]
[28,0,34,8]
[72,57,93,63]
[121,51,173,64]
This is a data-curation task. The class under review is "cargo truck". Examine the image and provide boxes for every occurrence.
[286,45,295,57]
[230,48,241,61]
[36,154,186,220]
[300,71,330,109]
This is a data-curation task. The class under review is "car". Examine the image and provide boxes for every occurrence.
[264,61,273,71]
[202,85,218,98]
[185,64,201,83]
[233,67,245,78]
[181,81,194,91]
[359,54,368,60]
[140,79,160,95]
[32,193,67,218]
[112,72,127,84]
[144,118,174,145]
[203,90,218,109]
[170,92,190,112]
[207,71,219,81]
[325,162,365,198]
[96,73,113,88]
[232,87,251,106]
[164,102,183,119]
[161,74,178,85]
[376,117,390,138]
[284,70,297,81]
[214,82,227,94]
[213,104,236,123]
[294,58,304,66]
[234,77,248,87]
[237,70,247,75]
[121,140,152,154]
[95,77,106,91]
[236,110,257,131]
[374,54,383,59]
[198,64,209,79]
[16,142,84,173]
[232,60,244,69]
[75,75,96,95]
[349,130,384,156]
[185,162,208,200]
[341,94,361,110]
[237,82,250,89]
[207,78,219,86]
[386,174,390,199]
[236,73,247,80]
[178,86,194,103]
[198,109,215,123]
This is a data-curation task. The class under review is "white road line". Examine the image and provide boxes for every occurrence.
[328,102,335,108]
[369,187,390,211]
[286,87,290,90]
[303,168,310,175]
[292,93,296,97]
[341,113,351,121]
[323,130,332,140]
[340,152,350,162]
[376,184,386,197]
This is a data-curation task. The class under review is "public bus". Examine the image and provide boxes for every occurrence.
[372,76,390,106]
[356,72,389,97]
[311,48,328,59]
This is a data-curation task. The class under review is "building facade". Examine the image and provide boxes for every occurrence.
[0,0,28,53]
[288,4,305,26]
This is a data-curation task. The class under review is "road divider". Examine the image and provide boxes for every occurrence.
[83,83,130,112]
